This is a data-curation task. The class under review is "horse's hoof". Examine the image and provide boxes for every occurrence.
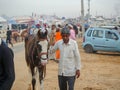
[27,84,32,90]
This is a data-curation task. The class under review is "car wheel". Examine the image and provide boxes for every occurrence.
[84,44,93,53]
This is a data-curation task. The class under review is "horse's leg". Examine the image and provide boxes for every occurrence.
[31,66,37,90]
[40,79,44,90]
[38,66,44,90]
[27,67,32,90]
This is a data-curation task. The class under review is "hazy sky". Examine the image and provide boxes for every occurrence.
[0,0,120,18]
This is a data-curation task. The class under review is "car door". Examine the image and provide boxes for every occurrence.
[104,31,119,51]
[91,29,106,50]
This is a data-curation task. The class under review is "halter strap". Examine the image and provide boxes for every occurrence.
[38,52,48,60]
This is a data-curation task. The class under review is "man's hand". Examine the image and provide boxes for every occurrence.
[76,70,80,78]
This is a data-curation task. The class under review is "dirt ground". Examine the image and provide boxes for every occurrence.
[11,38,120,90]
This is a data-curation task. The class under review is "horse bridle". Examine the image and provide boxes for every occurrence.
[35,41,48,61]
[38,52,48,60]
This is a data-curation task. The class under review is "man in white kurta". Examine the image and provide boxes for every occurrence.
[50,28,81,90]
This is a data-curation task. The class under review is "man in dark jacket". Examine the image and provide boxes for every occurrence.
[0,38,15,90]
[6,27,13,47]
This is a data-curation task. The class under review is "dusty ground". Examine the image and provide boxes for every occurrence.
[11,39,120,90]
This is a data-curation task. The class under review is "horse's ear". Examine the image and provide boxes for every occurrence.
[37,29,41,37]
[44,29,48,35]
[36,41,39,45]
[38,29,40,33]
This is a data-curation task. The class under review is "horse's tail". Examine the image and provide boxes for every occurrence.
[25,49,30,66]
[24,36,29,66]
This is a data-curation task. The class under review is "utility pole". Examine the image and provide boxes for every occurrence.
[81,0,84,17]
[81,0,85,37]
[88,0,90,17]
[87,0,91,21]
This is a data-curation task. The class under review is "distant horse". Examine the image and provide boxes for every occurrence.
[20,29,28,41]
[12,31,21,42]
[25,29,48,90]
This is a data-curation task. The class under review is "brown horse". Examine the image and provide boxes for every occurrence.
[12,31,21,42]
[20,29,28,41]
[25,29,48,90]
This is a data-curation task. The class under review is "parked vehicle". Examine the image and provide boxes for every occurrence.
[100,25,120,34]
[82,27,120,53]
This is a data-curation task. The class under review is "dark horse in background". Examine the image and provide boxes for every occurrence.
[25,28,48,90]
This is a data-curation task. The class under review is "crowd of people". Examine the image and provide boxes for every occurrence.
[24,23,82,61]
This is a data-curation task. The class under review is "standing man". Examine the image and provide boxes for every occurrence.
[55,26,62,61]
[0,38,15,90]
[68,24,76,40]
[84,22,90,32]
[48,24,56,60]
[6,26,13,47]
[50,28,81,90]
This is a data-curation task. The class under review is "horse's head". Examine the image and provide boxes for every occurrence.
[37,28,48,39]
[34,39,48,66]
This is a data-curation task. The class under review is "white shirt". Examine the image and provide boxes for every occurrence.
[33,28,39,35]
[52,39,81,76]
[29,28,34,35]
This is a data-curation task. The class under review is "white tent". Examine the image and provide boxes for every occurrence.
[96,17,104,21]
[0,16,7,30]
[0,16,7,22]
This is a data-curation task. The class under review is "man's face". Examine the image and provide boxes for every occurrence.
[52,25,56,30]
[61,34,70,44]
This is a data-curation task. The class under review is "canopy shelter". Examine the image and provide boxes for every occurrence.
[0,16,7,22]
[0,16,7,30]
[8,19,17,24]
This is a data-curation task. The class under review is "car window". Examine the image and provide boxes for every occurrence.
[105,31,118,40]
[92,30,103,38]
[87,30,92,37]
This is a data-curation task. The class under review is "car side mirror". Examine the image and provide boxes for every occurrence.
[113,37,118,40]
